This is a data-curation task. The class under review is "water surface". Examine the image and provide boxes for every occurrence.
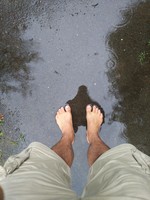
[0,0,149,195]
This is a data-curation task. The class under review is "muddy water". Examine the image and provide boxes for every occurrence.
[0,0,149,195]
[106,1,150,155]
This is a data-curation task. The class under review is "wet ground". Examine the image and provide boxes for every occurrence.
[0,0,150,195]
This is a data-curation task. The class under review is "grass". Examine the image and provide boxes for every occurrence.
[0,113,26,165]
[138,39,150,65]
[0,115,5,138]
[138,51,146,65]
[0,119,4,126]
[0,132,4,137]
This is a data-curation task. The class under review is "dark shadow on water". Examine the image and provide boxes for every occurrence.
[0,0,77,164]
[66,85,105,133]
[0,1,41,95]
[107,1,150,154]
[0,0,79,162]
[0,0,63,95]
[0,0,52,163]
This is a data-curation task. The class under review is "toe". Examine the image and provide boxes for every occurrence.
[98,109,101,114]
[96,107,100,113]
[59,107,65,113]
[65,105,71,112]
[86,104,92,112]
[100,112,103,118]
[93,105,97,112]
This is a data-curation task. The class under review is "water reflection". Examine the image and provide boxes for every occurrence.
[0,0,47,163]
[107,1,150,154]
[67,85,105,133]
[0,0,40,95]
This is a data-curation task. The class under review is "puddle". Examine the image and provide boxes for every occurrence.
[0,0,149,195]
[106,1,150,155]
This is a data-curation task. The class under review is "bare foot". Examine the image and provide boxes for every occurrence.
[56,105,74,143]
[86,105,103,144]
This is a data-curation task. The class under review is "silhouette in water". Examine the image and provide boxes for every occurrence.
[107,1,150,154]
[66,85,105,133]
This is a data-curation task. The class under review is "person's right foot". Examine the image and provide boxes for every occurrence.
[56,105,74,144]
[86,105,103,144]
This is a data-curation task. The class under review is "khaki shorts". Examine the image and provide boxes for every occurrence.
[0,142,78,200]
[82,144,150,200]
[0,142,150,200]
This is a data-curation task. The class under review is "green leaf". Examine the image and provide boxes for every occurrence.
[0,132,4,137]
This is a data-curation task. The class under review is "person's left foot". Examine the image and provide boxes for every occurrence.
[56,105,74,143]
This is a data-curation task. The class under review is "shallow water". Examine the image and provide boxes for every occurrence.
[0,0,150,195]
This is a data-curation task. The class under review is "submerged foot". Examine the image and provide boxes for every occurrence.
[86,105,103,144]
[56,105,74,143]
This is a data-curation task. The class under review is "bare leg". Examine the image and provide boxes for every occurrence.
[86,105,110,166]
[0,186,4,200]
[51,105,74,167]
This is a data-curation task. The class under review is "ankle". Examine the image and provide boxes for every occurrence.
[87,133,101,144]
[61,135,74,144]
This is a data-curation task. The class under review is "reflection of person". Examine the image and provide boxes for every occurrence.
[0,105,150,200]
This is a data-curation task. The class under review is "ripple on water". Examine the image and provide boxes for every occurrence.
[106,1,150,155]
